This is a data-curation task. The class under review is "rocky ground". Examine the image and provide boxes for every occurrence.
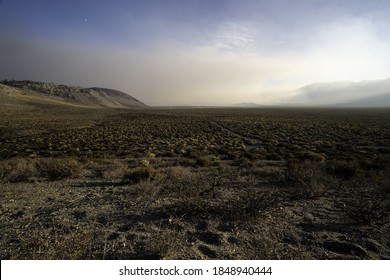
[1,158,389,260]
[1,107,389,259]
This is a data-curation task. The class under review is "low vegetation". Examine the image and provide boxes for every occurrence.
[0,157,81,182]
[1,107,389,259]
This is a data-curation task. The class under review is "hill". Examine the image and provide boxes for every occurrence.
[0,80,147,109]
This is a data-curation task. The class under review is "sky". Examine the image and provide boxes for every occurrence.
[1,0,390,106]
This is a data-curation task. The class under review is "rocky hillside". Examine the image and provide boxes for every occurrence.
[0,80,147,108]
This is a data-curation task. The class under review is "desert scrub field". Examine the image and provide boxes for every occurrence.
[0,107,389,259]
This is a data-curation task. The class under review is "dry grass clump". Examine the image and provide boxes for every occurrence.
[162,167,218,215]
[247,165,283,178]
[0,157,82,182]
[100,160,129,179]
[0,157,36,182]
[131,180,161,207]
[227,188,277,220]
[221,175,278,221]
[327,160,362,180]
[241,225,305,259]
[344,197,389,227]
[188,150,211,167]
[300,151,326,162]
[283,161,334,199]
[123,166,156,183]
[369,169,390,186]
[96,159,157,183]
[37,157,82,181]
[239,157,255,168]
[164,166,192,180]
[194,156,210,167]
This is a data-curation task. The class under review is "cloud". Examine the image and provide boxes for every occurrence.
[0,33,287,106]
[206,22,257,54]
[282,17,390,85]
[1,15,390,106]
[115,47,285,106]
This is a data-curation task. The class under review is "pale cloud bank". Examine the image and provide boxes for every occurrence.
[1,16,390,106]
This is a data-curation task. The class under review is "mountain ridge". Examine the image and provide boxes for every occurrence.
[0,80,147,109]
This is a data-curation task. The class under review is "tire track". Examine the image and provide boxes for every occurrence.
[208,120,264,147]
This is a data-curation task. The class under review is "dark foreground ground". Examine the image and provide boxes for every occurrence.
[1,107,389,259]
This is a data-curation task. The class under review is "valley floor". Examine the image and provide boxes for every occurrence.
[1,107,389,259]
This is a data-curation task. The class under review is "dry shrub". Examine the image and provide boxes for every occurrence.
[223,176,278,221]
[100,160,128,179]
[132,180,161,207]
[195,156,210,167]
[252,166,283,177]
[283,161,335,199]
[367,169,390,188]
[239,157,255,168]
[123,166,156,183]
[227,188,277,220]
[300,151,326,162]
[327,160,361,180]
[37,157,82,180]
[188,150,210,167]
[0,157,36,182]
[344,197,389,227]
[176,184,216,215]
[217,162,231,173]
[163,167,217,215]
[0,157,82,182]
[165,166,191,180]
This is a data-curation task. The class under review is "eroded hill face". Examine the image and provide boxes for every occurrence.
[0,80,147,109]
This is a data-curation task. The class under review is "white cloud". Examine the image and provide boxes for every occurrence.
[208,22,257,53]
[284,17,390,85]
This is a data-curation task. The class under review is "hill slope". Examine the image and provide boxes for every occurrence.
[0,80,147,109]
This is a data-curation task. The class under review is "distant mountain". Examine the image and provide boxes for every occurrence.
[231,102,266,108]
[286,78,390,107]
[0,80,147,109]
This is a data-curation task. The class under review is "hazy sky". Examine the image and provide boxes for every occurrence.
[1,0,390,106]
